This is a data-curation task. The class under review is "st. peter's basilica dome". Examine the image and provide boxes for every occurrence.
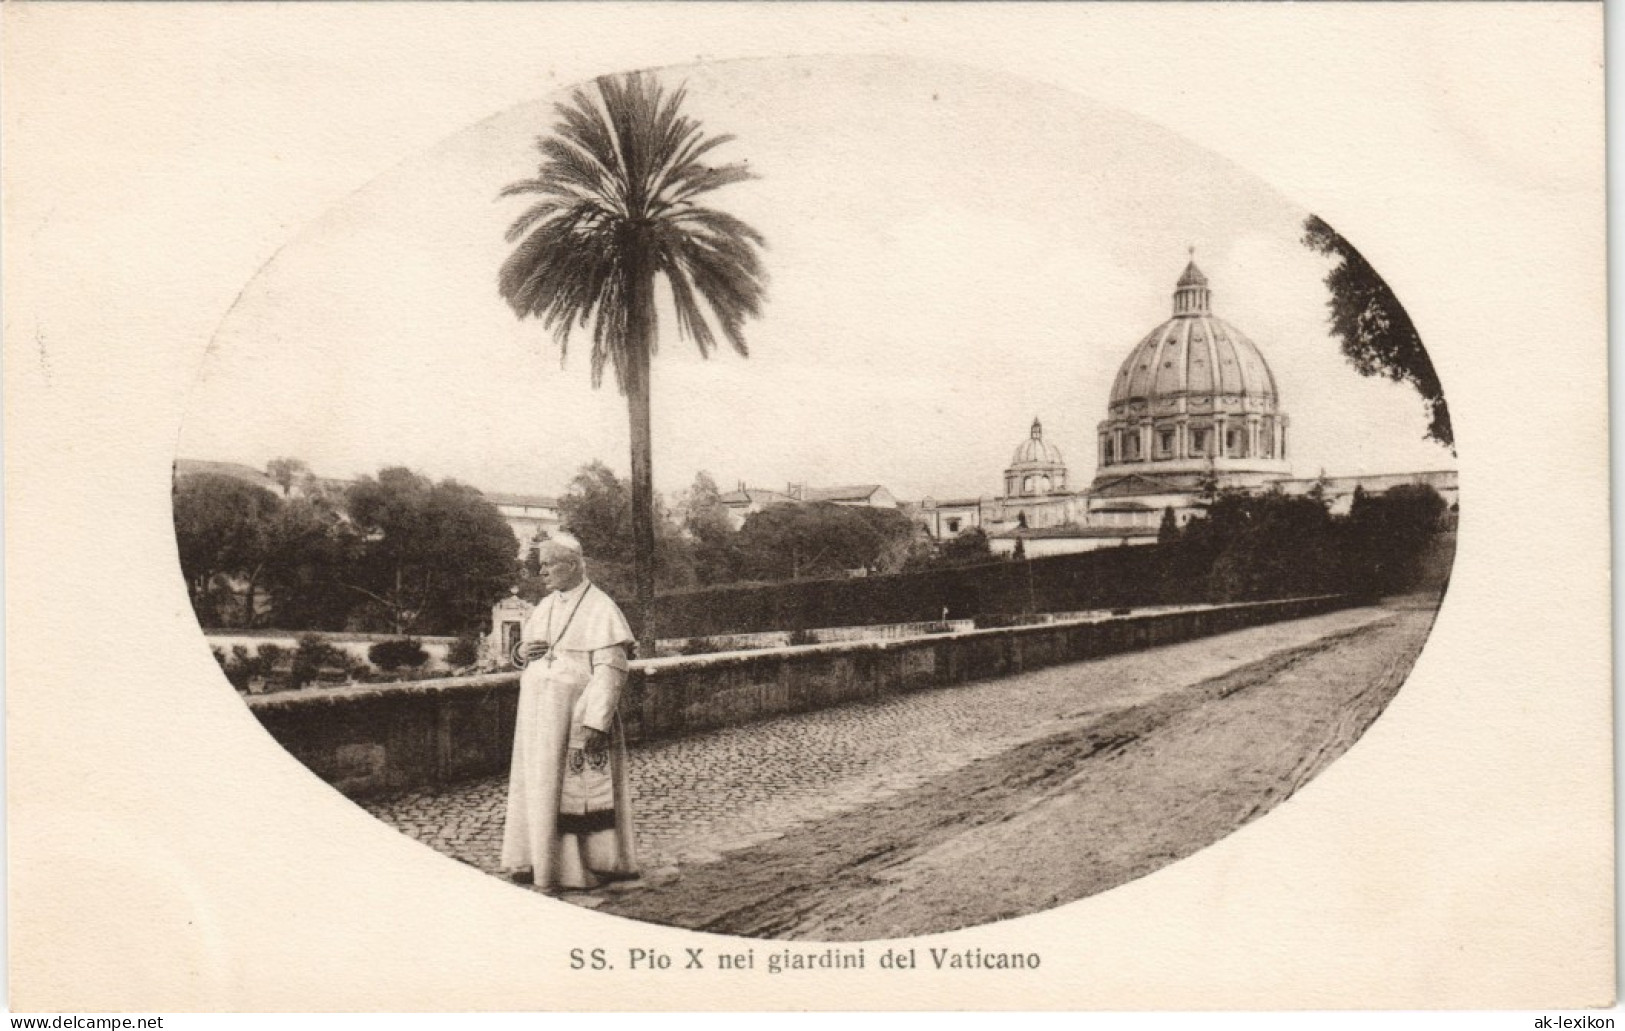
[1093,260,1290,487]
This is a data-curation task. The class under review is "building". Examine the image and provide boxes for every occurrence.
[1082,257,1290,527]
[1004,417,1069,497]
[791,483,899,508]
[917,495,988,539]
[718,481,900,530]
[716,484,795,529]
[912,258,1457,557]
[483,492,563,559]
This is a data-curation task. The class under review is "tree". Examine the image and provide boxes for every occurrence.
[173,473,282,627]
[1196,457,1220,505]
[674,471,731,539]
[735,503,916,581]
[936,525,994,567]
[1184,491,1339,603]
[265,457,312,497]
[674,471,742,585]
[552,461,697,598]
[1157,506,1180,545]
[1344,483,1447,593]
[1307,467,1332,507]
[342,468,519,633]
[498,72,769,651]
[259,494,361,632]
[557,461,635,568]
[878,520,938,574]
[1302,214,1452,450]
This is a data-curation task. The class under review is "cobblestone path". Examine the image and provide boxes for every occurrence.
[361,605,1397,889]
[598,601,1436,938]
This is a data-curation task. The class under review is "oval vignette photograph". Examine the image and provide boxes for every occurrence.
[173,55,1458,942]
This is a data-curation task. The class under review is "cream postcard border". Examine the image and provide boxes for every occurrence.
[3,2,1610,1012]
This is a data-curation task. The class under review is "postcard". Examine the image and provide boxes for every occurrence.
[3,1,1609,1013]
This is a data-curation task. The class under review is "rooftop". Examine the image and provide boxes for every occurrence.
[802,484,884,503]
[483,491,560,510]
[989,525,1157,540]
[173,458,282,492]
[719,488,795,506]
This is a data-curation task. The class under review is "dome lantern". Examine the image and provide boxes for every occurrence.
[1173,250,1211,316]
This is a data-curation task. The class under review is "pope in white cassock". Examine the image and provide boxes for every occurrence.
[500,536,639,892]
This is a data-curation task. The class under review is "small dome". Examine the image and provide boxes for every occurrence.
[1011,417,1064,467]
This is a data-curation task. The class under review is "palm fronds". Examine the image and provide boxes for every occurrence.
[498,72,768,391]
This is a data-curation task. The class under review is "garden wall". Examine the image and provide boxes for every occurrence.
[247,594,1353,799]
[653,545,1192,639]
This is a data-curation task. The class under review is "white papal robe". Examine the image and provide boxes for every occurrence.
[499,579,638,890]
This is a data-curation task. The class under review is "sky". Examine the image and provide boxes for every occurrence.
[179,54,1456,504]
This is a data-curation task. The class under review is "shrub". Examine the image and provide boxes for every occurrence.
[786,628,817,647]
[212,646,250,690]
[219,643,275,690]
[447,633,481,668]
[369,637,429,671]
[291,632,348,687]
[255,643,286,668]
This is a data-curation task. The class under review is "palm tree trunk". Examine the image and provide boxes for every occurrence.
[626,266,658,658]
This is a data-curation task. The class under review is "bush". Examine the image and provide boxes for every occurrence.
[217,643,274,691]
[369,637,429,671]
[291,632,348,688]
[447,633,481,668]
[255,643,286,668]
[211,646,249,690]
[786,628,817,647]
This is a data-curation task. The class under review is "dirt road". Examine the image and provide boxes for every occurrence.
[587,599,1438,940]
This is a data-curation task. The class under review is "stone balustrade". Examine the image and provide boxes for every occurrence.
[658,619,976,655]
[246,595,1354,799]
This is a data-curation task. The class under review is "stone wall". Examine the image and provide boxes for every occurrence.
[247,595,1353,799]
[658,619,975,656]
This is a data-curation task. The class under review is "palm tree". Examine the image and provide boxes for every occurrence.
[498,72,767,651]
